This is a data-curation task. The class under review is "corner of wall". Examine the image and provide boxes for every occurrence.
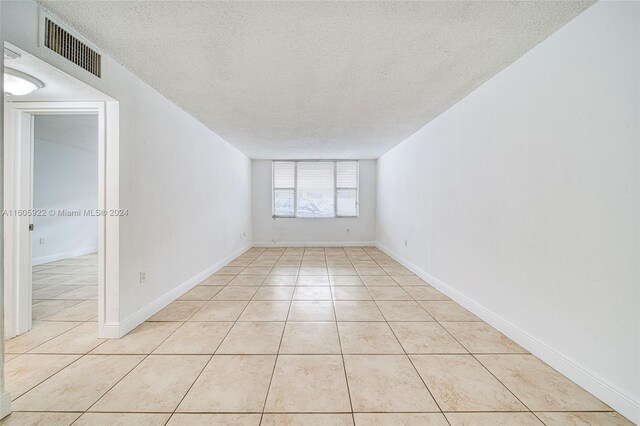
[101,242,252,339]
[0,390,11,420]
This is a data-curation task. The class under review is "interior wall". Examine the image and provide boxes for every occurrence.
[32,115,98,265]
[376,2,639,420]
[252,159,376,246]
[2,1,253,327]
[0,0,12,419]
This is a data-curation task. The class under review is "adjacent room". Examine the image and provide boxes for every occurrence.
[31,114,99,325]
[1,1,638,425]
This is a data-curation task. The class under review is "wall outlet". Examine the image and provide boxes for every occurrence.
[243,232,246,237]
[139,271,147,284]
[405,240,408,247]
[39,238,46,244]
[346,228,350,233]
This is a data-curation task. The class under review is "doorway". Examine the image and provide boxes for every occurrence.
[4,102,120,339]
[30,114,99,328]
[3,40,120,340]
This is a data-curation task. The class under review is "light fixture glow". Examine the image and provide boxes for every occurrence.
[4,68,44,96]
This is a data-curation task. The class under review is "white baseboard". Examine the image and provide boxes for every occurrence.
[97,322,123,339]
[102,244,252,339]
[0,390,11,420]
[252,241,375,248]
[32,246,98,266]
[376,242,640,425]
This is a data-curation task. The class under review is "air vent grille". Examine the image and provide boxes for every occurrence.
[44,18,101,77]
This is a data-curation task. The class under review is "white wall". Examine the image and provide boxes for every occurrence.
[252,160,376,246]
[0,1,12,419]
[376,2,639,421]
[32,115,98,265]
[3,1,252,327]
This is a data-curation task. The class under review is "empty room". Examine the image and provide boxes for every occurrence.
[0,1,638,425]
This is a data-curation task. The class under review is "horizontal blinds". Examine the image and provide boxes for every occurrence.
[296,161,335,218]
[337,161,357,188]
[273,161,295,217]
[336,161,358,216]
[273,161,295,187]
[273,160,358,218]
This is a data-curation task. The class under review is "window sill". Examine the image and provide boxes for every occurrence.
[272,216,359,219]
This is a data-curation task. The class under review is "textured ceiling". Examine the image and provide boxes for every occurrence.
[35,115,98,152]
[38,1,593,159]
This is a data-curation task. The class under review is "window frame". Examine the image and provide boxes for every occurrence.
[271,161,296,218]
[272,160,359,219]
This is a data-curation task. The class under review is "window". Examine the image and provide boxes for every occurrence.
[273,161,295,217]
[273,160,359,218]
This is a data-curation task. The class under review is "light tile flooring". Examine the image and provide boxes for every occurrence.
[31,253,98,323]
[2,247,633,425]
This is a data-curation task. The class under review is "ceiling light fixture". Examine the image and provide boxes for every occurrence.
[4,68,44,96]
[4,47,21,60]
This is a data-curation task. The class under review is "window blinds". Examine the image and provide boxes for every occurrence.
[272,161,295,217]
[296,161,335,217]
[336,161,358,217]
[272,160,359,218]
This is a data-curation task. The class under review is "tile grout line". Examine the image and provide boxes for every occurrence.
[76,300,209,424]
[333,248,356,425]
[257,248,290,425]
[157,283,229,426]
[164,299,254,425]
[76,252,252,424]
[11,248,619,423]
[9,256,103,405]
[164,246,270,426]
[435,320,538,417]
[366,254,451,426]
[379,253,540,423]
[374,251,547,423]
[368,249,615,421]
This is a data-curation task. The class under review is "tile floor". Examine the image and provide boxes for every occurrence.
[2,247,633,425]
[31,253,98,323]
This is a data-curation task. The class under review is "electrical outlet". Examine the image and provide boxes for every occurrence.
[346,228,350,233]
[39,237,46,244]
[139,271,147,284]
[405,240,408,247]
[243,232,246,237]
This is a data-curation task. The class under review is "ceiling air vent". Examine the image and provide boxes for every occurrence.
[44,18,101,78]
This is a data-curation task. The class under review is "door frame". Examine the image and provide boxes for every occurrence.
[3,101,120,338]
